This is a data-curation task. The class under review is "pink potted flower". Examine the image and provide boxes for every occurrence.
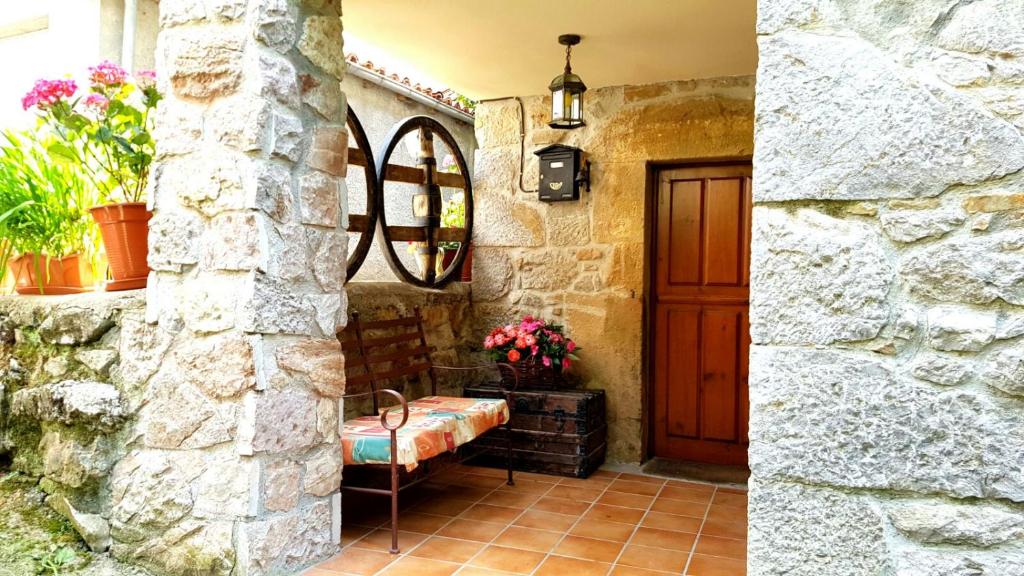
[482,315,580,389]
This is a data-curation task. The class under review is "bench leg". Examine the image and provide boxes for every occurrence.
[505,420,515,486]
[389,430,400,554]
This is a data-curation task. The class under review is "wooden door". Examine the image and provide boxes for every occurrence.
[651,164,751,466]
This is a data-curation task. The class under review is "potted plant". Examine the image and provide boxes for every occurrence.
[482,315,580,389]
[23,63,162,291]
[0,131,101,295]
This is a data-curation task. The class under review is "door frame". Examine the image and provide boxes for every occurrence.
[641,156,754,463]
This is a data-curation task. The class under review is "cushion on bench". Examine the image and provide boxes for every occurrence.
[342,396,508,469]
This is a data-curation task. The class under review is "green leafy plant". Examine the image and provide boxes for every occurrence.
[439,190,465,252]
[35,545,76,575]
[0,131,101,291]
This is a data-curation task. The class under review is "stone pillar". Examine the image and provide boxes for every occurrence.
[109,1,348,574]
[751,1,1024,574]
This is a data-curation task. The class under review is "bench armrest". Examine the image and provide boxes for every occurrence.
[341,388,410,430]
[433,362,519,395]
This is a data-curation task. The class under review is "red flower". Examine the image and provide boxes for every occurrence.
[514,338,527,349]
[507,349,521,362]
[22,79,77,110]
[89,60,128,86]
[566,340,576,353]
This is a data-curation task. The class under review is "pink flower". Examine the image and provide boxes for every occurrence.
[493,334,506,346]
[22,79,77,110]
[563,357,571,369]
[507,349,521,362]
[89,60,128,86]
[483,336,495,349]
[531,345,539,356]
[84,93,109,111]
[135,69,156,89]
[542,356,552,367]
[566,340,576,353]
[524,334,536,347]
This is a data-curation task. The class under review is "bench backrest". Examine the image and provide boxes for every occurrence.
[337,307,437,415]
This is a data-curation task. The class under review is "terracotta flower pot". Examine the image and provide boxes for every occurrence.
[9,253,94,295]
[90,202,151,291]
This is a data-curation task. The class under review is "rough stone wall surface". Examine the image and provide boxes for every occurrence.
[116,1,348,574]
[341,76,477,282]
[751,0,1024,574]
[470,78,755,463]
[0,292,143,556]
[343,283,473,418]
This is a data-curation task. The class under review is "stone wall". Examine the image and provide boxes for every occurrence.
[470,78,755,463]
[342,76,477,282]
[0,292,143,554]
[750,1,1024,574]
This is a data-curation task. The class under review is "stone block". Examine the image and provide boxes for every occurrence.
[193,452,257,519]
[927,306,997,352]
[313,230,346,291]
[254,50,300,108]
[519,250,578,292]
[901,230,1024,306]
[748,480,890,576]
[75,349,117,376]
[470,248,513,302]
[886,501,1024,547]
[110,450,206,531]
[750,347,1024,501]
[12,381,125,431]
[167,28,245,100]
[271,112,305,162]
[161,152,248,218]
[750,208,893,345]
[239,273,315,335]
[275,338,345,398]
[308,293,344,337]
[114,314,175,393]
[880,207,965,243]
[307,126,348,177]
[546,206,590,246]
[303,446,342,496]
[38,304,116,346]
[116,518,235,576]
[298,171,341,228]
[964,194,1024,214]
[202,211,265,271]
[39,431,118,489]
[147,210,202,272]
[264,459,301,512]
[141,371,236,450]
[179,273,240,333]
[910,354,971,386]
[301,73,344,122]
[176,332,257,399]
[592,163,645,244]
[241,387,318,454]
[238,501,336,575]
[252,0,296,53]
[474,99,520,148]
[249,160,295,223]
[982,341,1024,397]
[755,31,1024,201]
[152,100,205,158]
[207,95,271,152]
[297,15,345,80]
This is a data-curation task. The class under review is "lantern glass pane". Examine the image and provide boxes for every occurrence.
[570,92,582,121]
[552,89,563,119]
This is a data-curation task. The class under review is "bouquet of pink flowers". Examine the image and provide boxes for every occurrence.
[483,315,579,369]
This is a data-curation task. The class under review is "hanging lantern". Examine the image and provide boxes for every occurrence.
[549,34,586,129]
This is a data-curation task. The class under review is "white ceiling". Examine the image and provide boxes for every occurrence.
[343,0,758,100]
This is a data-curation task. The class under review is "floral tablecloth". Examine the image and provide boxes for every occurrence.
[342,396,509,469]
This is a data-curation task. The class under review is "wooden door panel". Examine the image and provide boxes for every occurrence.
[652,163,752,467]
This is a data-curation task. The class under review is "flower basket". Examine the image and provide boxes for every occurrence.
[503,359,567,390]
[484,315,580,389]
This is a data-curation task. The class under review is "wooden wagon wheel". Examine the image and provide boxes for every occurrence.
[345,105,379,281]
[375,116,473,289]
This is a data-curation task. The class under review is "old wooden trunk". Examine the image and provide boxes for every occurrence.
[463,385,607,478]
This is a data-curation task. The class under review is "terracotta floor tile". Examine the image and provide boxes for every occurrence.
[700,516,747,540]
[316,547,396,576]
[458,474,509,489]
[694,534,746,560]
[716,486,748,495]
[513,471,562,483]
[609,565,675,575]
[481,490,541,509]
[667,480,716,493]
[618,543,690,573]
[569,517,636,542]
[455,566,518,575]
[534,555,611,576]
[617,473,666,485]
[705,505,746,524]
[590,469,621,479]
[378,556,460,576]
[597,491,655,510]
[585,503,646,525]
[412,497,478,517]
[461,504,523,524]
[630,527,696,551]
[437,518,508,542]
[558,476,613,489]
[389,512,452,535]
[712,491,748,508]
[685,553,747,575]
[352,529,428,552]
[651,497,709,518]
[660,486,714,504]
[552,535,624,563]
[492,525,563,552]
[409,537,485,564]
[467,466,510,478]
[341,524,374,547]
[531,497,589,516]
[344,509,390,528]
[498,479,556,494]
[641,511,703,534]
[302,569,343,576]
[513,509,578,532]
[546,484,605,502]
[469,545,546,574]
[609,480,663,496]
[446,486,498,501]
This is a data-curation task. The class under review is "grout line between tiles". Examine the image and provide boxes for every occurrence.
[601,480,669,576]
[680,485,717,576]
